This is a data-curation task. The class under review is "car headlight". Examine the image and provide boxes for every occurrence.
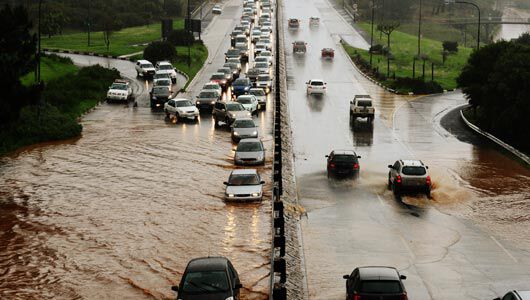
[246,112,251,116]
[252,131,257,135]
[196,101,201,104]
[227,193,235,198]
[211,100,216,104]
[251,192,260,197]
[244,87,249,91]
[234,132,240,136]
[230,113,236,117]
[225,297,234,300]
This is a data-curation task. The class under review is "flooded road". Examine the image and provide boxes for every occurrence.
[283,0,530,299]
[0,0,273,299]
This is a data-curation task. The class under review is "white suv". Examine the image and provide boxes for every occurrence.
[155,61,177,83]
[306,79,326,95]
[135,60,156,78]
[164,98,199,122]
[106,79,133,102]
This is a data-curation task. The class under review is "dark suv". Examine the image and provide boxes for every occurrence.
[172,257,242,300]
[343,266,408,300]
[212,101,251,127]
[326,150,361,178]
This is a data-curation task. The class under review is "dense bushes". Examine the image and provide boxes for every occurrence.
[143,41,177,64]
[458,37,530,154]
[388,77,443,94]
[442,41,458,53]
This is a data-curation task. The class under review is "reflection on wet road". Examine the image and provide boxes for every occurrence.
[284,0,530,299]
[0,0,273,299]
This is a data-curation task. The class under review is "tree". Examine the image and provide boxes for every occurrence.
[143,41,177,64]
[41,3,68,38]
[99,15,122,53]
[377,21,400,77]
[0,4,37,127]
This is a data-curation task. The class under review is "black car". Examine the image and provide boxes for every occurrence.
[172,257,242,300]
[150,86,170,109]
[326,150,361,178]
[343,266,408,300]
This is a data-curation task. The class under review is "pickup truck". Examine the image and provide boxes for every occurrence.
[350,95,375,123]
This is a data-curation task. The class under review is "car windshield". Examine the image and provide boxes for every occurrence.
[237,97,253,104]
[199,91,217,98]
[234,119,256,128]
[258,75,270,81]
[357,100,372,107]
[211,74,225,80]
[176,100,193,107]
[227,58,239,64]
[255,63,268,68]
[154,73,168,79]
[360,280,402,293]
[332,155,357,162]
[204,84,219,90]
[250,89,265,96]
[227,49,239,55]
[260,52,271,57]
[181,271,229,293]
[402,166,426,176]
[158,64,172,70]
[111,84,127,90]
[256,57,267,62]
[218,68,230,74]
[153,87,169,93]
[228,174,260,185]
[141,64,153,68]
[311,81,324,86]
[157,79,171,86]
[237,142,263,152]
[227,103,245,111]
[234,79,249,85]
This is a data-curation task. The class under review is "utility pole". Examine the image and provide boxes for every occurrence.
[445,0,481,50]
[417,0,422,57]
[369,0,375,65]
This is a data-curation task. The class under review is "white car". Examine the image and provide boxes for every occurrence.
[224,169,265,201]
[309,16,320,26]
[251,30,262,43]
[164,98,199,121]
[236,95,259,115]
[106,79,133,102]
[135,59,156,78]
[260,38,272,50]
[212,4,222,14]
[154,77,173,92]
[258,50,273,61]
[255,74,272,93]
[254,62,270,74]
[202,82,222,97]
[255,56,271,66]
[306,79,327,95]
[254,42,267,56]
[155,61,177,83]
[226,58,242,72]
[249,88,267,108]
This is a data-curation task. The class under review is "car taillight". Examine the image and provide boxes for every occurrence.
[396,175,402,184]
[353,294,361,300]
[330,163,336,168]
[400,293,408,300]
[353,163,359,169]
[426,175,431,186]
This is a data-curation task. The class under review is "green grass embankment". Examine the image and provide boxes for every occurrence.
[41,19,184,56]
[344,22,474,92]
[21,55,78,86]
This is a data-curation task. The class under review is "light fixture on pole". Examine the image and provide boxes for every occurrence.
[445,0,481,50]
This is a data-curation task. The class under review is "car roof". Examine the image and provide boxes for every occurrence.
[137,59,152,64]
[186,257,230,272]
[515,291,530,299]
[332,149,357,156]
[231,169,258,175]
[358,267,401,281]
[173,98,192,102]
[239,138,261,143]
[400,159,424,167]
[234,117,254,122]
[310,79,324,82]
[157,61,171,65]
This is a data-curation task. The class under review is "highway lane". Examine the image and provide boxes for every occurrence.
[0,0,273,299]
[282,0,530,299]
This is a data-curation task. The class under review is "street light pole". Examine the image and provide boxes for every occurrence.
[87,0,91,46]
[445,0,481,50]
[187,0,191,68]
[369,0,375,65]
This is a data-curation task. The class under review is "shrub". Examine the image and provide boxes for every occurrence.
[389,77,443,94]
[443,41,458,53]
[143,41,177,64]
[369,44,384,54]
[15,104,82,142]
[168,29,194,46]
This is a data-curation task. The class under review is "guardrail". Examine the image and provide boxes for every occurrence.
[269,0,287,299]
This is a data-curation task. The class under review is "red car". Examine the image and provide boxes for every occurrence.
[321,48,334,59]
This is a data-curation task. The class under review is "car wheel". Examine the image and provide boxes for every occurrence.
[392,183,400,196]
[387,176,392,190]
[194,116,199,122]
[214,116,220,128]
[165,110,170,118]
[425,189,431,198]
[225,117,230,126]
[175,113,180,122]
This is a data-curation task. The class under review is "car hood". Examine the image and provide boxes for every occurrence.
[108,89,127,94]
[229,111,251,118]
[233,127,258,136]
[253,95,266,102]
[157,69,175,76]
[177,106,199,113]
[153,91,170,97]
[235,150,264,159]
[256,80,270,85]
[241,103,255,110]
[226,184,262,194]
[196,97,217,102]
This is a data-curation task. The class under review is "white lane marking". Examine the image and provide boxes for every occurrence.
[490,236,518,263]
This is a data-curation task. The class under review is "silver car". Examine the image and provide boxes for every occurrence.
[388,159,432,197]
[249,88,267,109]
[231,118,258,142]
[234,138,265,165]
[224,169,265,201]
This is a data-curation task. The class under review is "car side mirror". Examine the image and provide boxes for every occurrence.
[357,156,361,158]
[171,285,178,291]
[493,298,501,300]
[342,275,350,279]
[235,283,243,289]
[425,166,429,169]
[325,155,329,157]
[400,275,407,280]
[388,165,393,169]
[350,100,353,104]
[223,181,229,185]
[222,109,226,111]
[260,180,265,184]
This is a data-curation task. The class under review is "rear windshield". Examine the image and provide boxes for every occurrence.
[250,89,265,96]
[357,100,372,107]
[360,280,402,293]
[211,74,225,80]
[157,79,171,85]
[234,79,250,85]
[311,81,324,86]
[158,64,172,70]
[332,155,357,162]
[227,49,239,55]
[258,75,270,81]
[237,142,263,152]
[255,63,268,68]
[237,97,253,104]
[233,119,256,128]
[401,166,426,176]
